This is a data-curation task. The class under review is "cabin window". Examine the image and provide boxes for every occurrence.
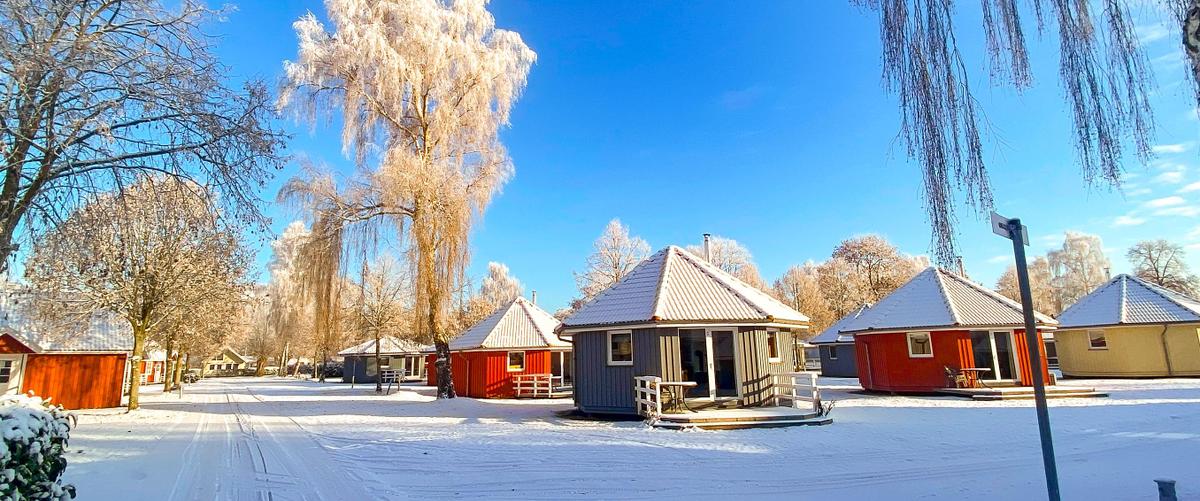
[907,332,933,358]
[378,356,390,368]
[1087,330,1107,350]
[766,330,781,362]
[607,331,633,366]
[0,360,11,383]
[828,345,839,360]
[507,351,525,372]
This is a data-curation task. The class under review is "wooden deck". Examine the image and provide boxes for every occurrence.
[937,386,1108,401]
[653,406,832,430]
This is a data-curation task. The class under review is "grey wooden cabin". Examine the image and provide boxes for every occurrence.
[559,246,810,415]
[809,304,870,379]
[338,337,429,384]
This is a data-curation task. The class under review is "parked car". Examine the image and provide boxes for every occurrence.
[182,370,200,384]
[321,362,344,378]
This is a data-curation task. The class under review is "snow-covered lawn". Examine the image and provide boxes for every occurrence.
[63,376,1199,500]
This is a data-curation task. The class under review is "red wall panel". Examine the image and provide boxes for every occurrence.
[22,354,127,409]
[426,350,555,398]
[855,329,1052,392]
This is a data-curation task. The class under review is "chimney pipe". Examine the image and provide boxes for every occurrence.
[531,290,537,305]
[956,256,966,277]
[703,233,712,261]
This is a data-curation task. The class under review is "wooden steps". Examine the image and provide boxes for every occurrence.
[652,407,833,430]
[937,387,1108,401]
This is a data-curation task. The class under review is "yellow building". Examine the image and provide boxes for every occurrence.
[1056,275,1200,378]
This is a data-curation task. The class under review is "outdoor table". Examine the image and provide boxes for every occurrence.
[957,368,992,389]
[658,381,698,413]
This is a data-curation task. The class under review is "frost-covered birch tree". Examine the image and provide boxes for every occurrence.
[686,236,767,290]
[355,254,411,393]
[267,221,312,376]
[773,263,834,335]
[24,176,250,410]
[280,0,535,398]
[0,0,285,272]
[477,262,523,311]
[574,219,651,305]
[1048,231,1112,310]
[996,256,1058,314]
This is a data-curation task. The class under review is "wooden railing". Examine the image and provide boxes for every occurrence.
[513,374,564,398]
[773,371,821,413]
[633,376,662,421]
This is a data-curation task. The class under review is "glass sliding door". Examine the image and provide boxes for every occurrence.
[992,331,1016,380]
[677,328,739,399]
[678,329,710,398]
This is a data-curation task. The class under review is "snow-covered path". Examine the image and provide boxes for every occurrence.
[64,377,1200,500]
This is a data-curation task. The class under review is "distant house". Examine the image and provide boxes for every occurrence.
[0,308,132,410]
[810,304,871,378]
[559,245,810,415]
[204,348,249,375]
[139,346,167,385]
[1055,274,1200,378]
[426,296,570,398]
[842,267,1056,392]
[340,337,429,383]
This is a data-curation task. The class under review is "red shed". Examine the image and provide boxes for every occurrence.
[0,312,132,409]
[841,267,1057,392]
[427,297,571,398]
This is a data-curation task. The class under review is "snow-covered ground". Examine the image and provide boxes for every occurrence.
[63,376,1199,500]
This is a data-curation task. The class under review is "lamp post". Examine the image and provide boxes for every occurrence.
[991,212,1060,501]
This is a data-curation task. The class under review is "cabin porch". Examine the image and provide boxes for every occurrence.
[634,372,832,429]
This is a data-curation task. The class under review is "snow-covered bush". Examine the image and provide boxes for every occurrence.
[0,394,75,500]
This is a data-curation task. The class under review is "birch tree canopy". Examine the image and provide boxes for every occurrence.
[1127,239,1200,295]
[0,0,286,272]
[280,0,535,398]
[574,219,651,304]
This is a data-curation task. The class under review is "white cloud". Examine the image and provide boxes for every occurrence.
[1187,243,1200,252]
[1179,182,1200,193]
[1112,215,1146,227]
[1153,206,1200,217]
[1145,196,1186,208]
[1138,24,1171,45]
[986,255,1011,264]
[1156,171,1186,184]
[1188,226,1200,239]
[1126,187,1153,197]
[1152,143,1191,154]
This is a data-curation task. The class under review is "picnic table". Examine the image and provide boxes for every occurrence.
[658,381,698,413]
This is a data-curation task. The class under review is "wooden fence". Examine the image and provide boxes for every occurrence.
[772,371,821,412]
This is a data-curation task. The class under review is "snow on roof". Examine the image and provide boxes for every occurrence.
[0,289,131,353]
[841,267,1055,334]
[338,336,430,356]
[1057,274,1200,328]
[561,246,809,329]
[810,304,871,344]
[450,297,567,351]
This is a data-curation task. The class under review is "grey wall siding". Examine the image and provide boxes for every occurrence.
[342,356,375,383]
[735,327,795,406]
[573,330,637,414]
[819,343,859,378]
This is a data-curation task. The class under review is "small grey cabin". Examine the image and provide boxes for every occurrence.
[558,245,811,415]
[340,336,428,384]
[810,304,870,378]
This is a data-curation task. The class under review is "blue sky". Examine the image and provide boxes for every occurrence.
[210,1,1200,312]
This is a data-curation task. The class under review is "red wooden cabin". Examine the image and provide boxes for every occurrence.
[427,297,571,398]
[0,313,132,409]
[840,268,1056,392]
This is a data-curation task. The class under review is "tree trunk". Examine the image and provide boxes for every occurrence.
[127,323,147,410]
[312,347,320,381]
[177,353,187,384]
[434,339,455,399]
[280,342,290,378]
[255,355,267,377]
[162,338,176,392]
[374,330,382,393]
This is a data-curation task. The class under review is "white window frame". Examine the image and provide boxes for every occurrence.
[506,351,526,372]
[907,332,934,358]
[607,330,634,366]
[1087,330,1108,351]
[828,345,839,360]
[766,329,782,363]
